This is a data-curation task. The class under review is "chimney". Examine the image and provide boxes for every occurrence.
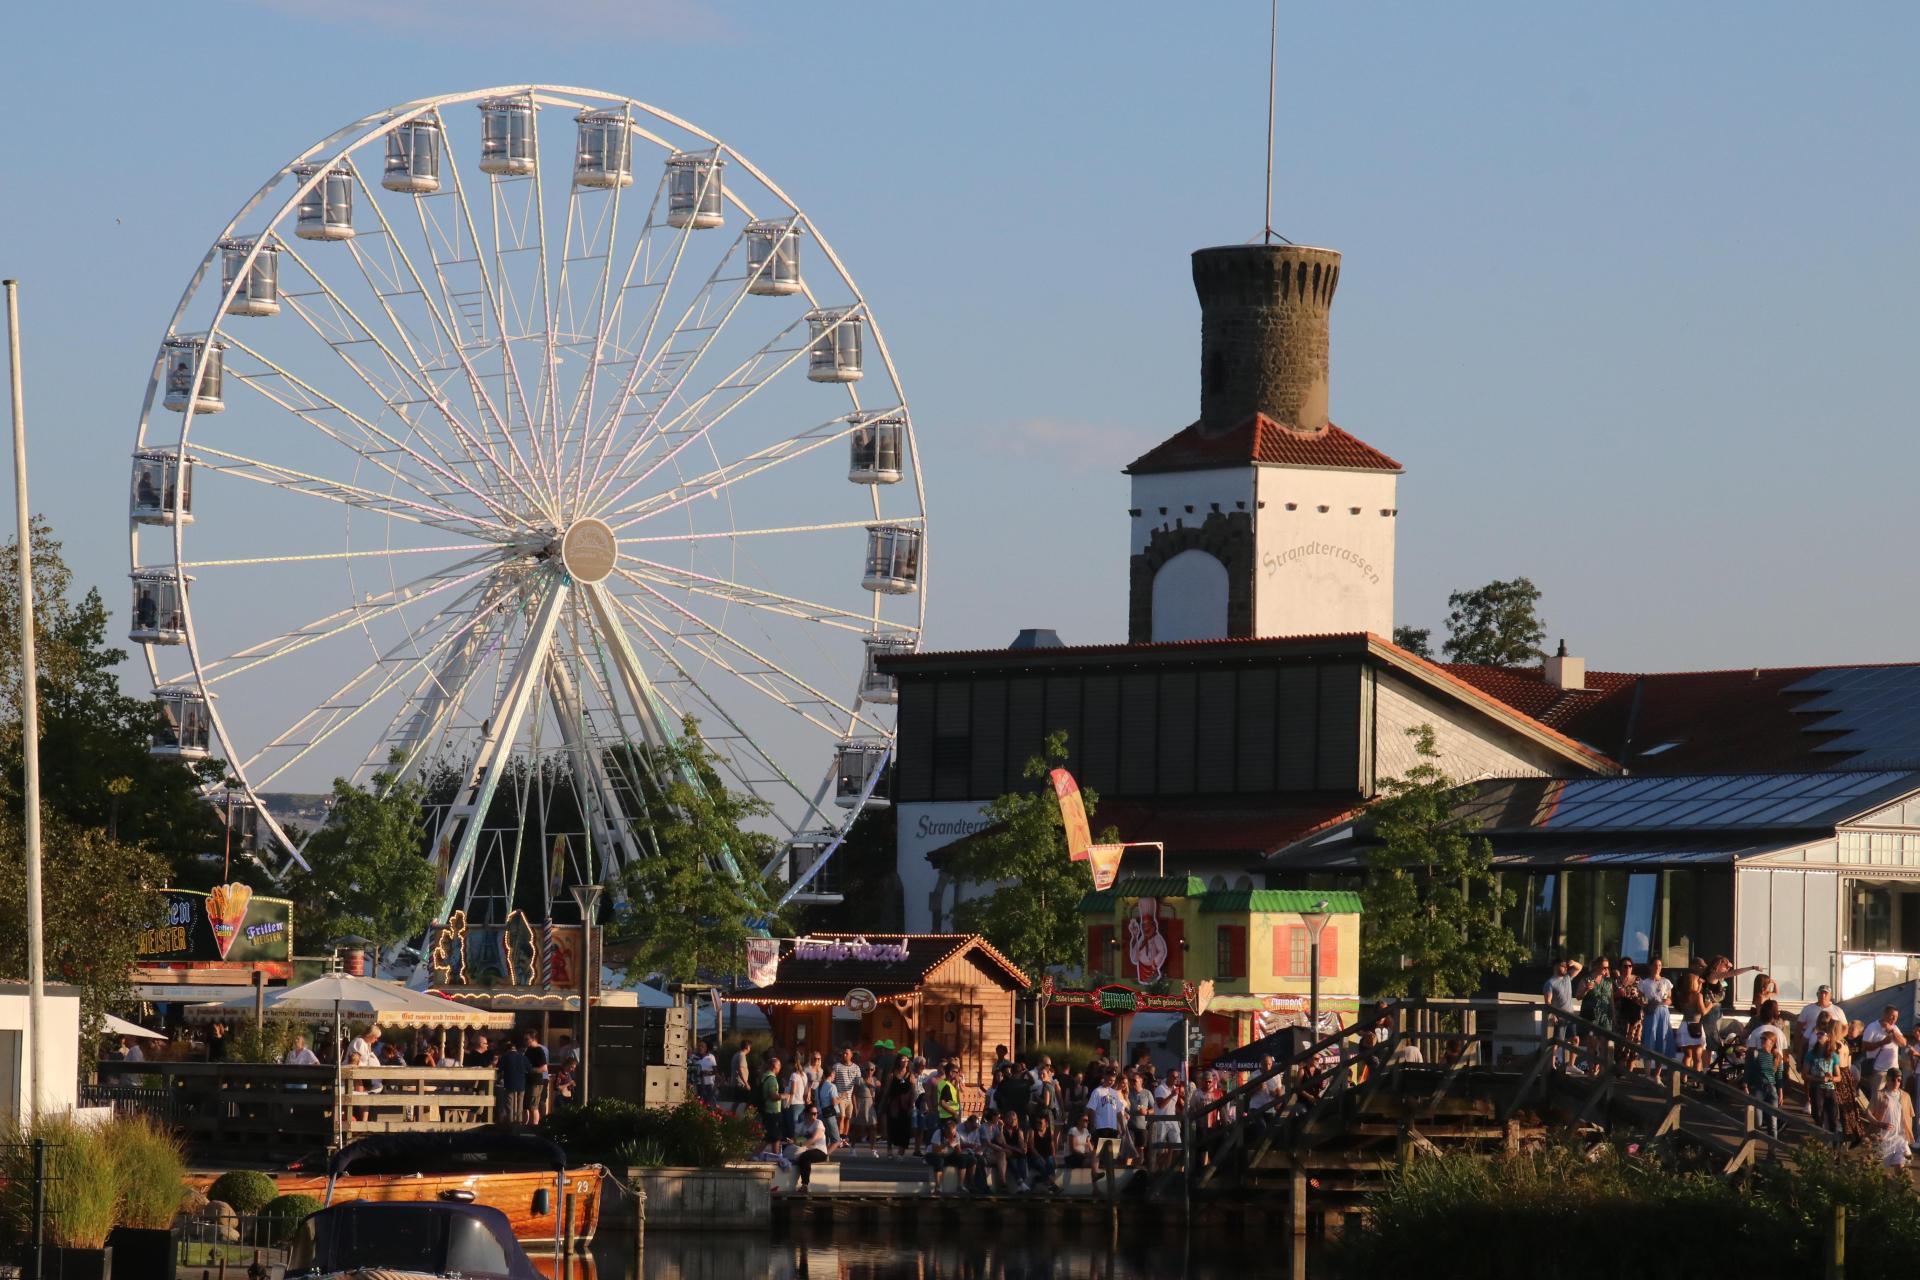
[1192,244,1341,438]
[1543,639,1586,692]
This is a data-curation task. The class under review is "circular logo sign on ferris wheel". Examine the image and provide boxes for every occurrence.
[561,519,619,584]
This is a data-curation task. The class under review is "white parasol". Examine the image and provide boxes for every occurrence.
[103,1014,167,1040]
[183,973,513,1030]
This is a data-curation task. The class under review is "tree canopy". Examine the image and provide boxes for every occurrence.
[1360,725,1526,998]
[611,722,786,985]
[1441,577,1547,667]
[0,518,225,878]
[291,760,438,963]
[0,810,169,1042]
[1392,625,1434,659]
[946,731,1112,981]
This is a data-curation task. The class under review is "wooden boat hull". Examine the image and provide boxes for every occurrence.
[188,1166,602,1247]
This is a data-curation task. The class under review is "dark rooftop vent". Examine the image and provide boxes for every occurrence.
[1008,628,1063,650]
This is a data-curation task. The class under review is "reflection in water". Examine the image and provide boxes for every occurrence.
[561,1231,1283,1280]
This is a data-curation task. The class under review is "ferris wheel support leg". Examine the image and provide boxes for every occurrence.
[582,582,744,880]
[543,656,646,887]
[432,578,568,921]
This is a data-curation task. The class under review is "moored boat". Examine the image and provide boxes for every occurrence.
[191,1131,601,1249]
[284,1199,542,1279]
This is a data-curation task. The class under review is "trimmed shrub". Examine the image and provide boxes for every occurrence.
[542,1097,759,1167]
[206,1170,279,1217]
[260,1193,323,1244]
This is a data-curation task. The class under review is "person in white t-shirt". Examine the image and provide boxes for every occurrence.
[1861,1006,1909,1109]
[1795,987,1845,1050]
[1064,1113,1096,1169]
[282,1034,320,1066]
[1087,1072,1128,1184]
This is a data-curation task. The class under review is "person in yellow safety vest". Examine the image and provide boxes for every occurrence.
[937,1063,964,1124]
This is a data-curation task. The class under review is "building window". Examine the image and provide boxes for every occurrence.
[1217,925,1247,979]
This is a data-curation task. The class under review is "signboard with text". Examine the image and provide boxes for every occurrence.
[135,885,294,976]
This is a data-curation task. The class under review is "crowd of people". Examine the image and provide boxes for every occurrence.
[711,1037,1249,1194]
[1544,953,1917,1167]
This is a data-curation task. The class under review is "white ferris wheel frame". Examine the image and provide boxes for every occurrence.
[127,84,926,917]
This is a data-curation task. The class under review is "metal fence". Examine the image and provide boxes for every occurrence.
[174,1208,288,1277]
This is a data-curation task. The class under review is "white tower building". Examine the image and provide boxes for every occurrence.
[1126,244,1400,643]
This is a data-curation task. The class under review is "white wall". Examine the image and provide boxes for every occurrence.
[1150,549,1229,641]
[1252,467,1397,638]
[1374,672,1565,785]
[1129,470,1257,558]
[896,801,994,932]
[0,990,82,1120]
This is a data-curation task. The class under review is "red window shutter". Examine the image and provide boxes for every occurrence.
[1216,926,1246,979]
[1162,919,1184,978]
[1271,925,1289,978]
[1318,925,1339,977]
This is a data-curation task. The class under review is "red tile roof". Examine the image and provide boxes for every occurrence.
[1124,414,1403,476]
[1440,661,1920,773]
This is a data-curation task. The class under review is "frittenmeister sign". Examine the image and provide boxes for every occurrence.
[136,886,294,968]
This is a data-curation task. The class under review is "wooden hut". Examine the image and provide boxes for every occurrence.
[727,934,1027,1100]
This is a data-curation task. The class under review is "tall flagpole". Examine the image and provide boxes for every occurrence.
[5,279,47,1120]
[1264,0,1278,244]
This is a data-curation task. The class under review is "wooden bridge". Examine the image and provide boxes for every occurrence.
[1168,998,1842,1256]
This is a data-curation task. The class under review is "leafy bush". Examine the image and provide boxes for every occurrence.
[1337,1139,1917,1280]
[206,1170,279,1217]
[224,1021,315,1065]
[0,1116,121,1249]
[543,1098,759,1167]
[109,1113,187,1228]
[260,1193,323,1244]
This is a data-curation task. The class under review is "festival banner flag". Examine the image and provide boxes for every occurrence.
[746,938,781,988]
[1049,768,1094,860]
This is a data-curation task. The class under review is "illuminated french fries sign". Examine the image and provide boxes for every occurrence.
[137,886,294,966]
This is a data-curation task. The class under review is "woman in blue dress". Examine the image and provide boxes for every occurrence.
[1637,956,1676,1077]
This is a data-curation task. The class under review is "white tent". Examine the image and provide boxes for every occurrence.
[183,973,513,1030]
[103,1014,166,1040]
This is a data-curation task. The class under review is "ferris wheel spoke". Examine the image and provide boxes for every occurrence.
[368,581,520,783]
[239,582,515,788]
[614,571,884,739]
[601,409,885,527]
[586,305,842,517]
[579,232,781,511]
[598,589,822,823]
[180,542,479,570]
[613,559,913,637]
[618,516,916,546]
[335,161,554,517]
[428,105,560,505]
[197,550,502,686]
[272,235,541,521]
[188,443,509,539]
[221,333,525,532]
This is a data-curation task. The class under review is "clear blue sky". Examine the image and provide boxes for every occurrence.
[3,0,1916,680]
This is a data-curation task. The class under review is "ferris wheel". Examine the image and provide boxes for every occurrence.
[126,85,925,924]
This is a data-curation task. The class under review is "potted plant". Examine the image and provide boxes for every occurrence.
[107,1114,188,1279]
[0,1116,121,1280]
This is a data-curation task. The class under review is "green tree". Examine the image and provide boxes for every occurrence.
[612,723,786,984]
[947,731,1113,981]
[1441,577,1547,666]
[293,761,438,963]
[1392,625,1433,659]
[0,810,169,1043]
[0,518,225,876]
[1359,725,1526,997]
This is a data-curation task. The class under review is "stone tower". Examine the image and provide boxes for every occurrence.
[1193,244,1342,438]
[1125,244,1400,644]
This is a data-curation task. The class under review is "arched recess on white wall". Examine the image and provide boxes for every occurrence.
[1151,548,1228,642]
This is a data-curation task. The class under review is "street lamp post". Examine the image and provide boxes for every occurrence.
[569,884,604,1106]
[1301,900,1333,1044]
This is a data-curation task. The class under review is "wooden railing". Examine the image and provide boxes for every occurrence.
[93,1061,496,1154]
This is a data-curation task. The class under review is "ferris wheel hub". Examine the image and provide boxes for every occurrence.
[559,518,618,584]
